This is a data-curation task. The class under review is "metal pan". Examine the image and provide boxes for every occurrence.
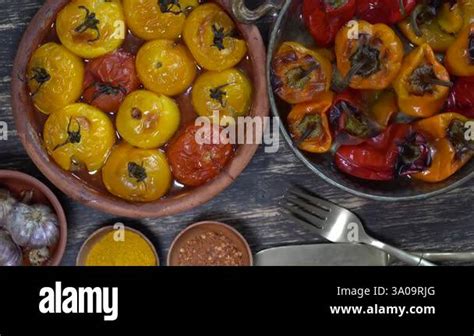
[233,0,474,201]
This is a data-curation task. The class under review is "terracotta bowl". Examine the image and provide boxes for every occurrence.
[0,170,67,266]
[167,221,253,266]
[11,0,268,218]
[76,225,159,266]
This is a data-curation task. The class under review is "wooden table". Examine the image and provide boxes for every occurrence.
[1,0,473,266]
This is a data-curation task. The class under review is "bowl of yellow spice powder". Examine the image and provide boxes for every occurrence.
[76,226,158,266]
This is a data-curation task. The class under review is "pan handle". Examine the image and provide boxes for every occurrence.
[232,0,284,24]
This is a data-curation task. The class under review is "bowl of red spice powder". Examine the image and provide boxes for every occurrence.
[167,221,253,266]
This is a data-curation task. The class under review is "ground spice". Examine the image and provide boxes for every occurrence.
[177,231,245,266]
[85,230,157,266]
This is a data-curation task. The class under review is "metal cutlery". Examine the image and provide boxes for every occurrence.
[282,188,436,266]
[255,244,474,266]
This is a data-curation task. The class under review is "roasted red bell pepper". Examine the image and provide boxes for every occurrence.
[335,123,431,181]
[447,76,474,118]
[329,89,377,144]
[303,0,356,47]
[357,0,417,24]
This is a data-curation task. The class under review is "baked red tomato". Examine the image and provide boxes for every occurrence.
[167,124,234,187]
[83,51,140,113]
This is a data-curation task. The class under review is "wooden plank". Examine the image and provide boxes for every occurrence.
[0,0,473,266]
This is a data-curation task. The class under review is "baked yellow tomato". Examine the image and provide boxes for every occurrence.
[27,42,84,115]
[56,0,125,59]
[183,3,247,71]
[116,90,180,149]
[136,40,196,96]
[192,69,252,122]
[123,0,199,40]
[43,103,115,172]
[102,143,172,202]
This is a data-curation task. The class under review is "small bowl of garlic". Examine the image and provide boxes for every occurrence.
[0,170,67,266]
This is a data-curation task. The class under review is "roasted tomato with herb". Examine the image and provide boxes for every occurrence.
[123,0,198,40]
[82,51,140,113]
[43,103,115,172]
[116,90,181,149]
[335,20,404,90]
[394,44,452,118]
[136,39,197,96]
[412,113,474,182]
[183,3,247,71]
[27,42,84,115]
[102,143,172,202]
[192,68,252,123]
[272,41,332,104]
[56,0,125,59]
[288,92,334,153]
[167,124,234,187]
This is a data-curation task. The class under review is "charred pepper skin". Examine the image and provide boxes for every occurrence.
[335,123,432,181]
[335,20,404,90]
[335,124,413,181]
[287,92,334,153]
[394,44,451,118]
[302,0,357,47]
[272,41,333,104]
[413,113,474,183]
[445,23,474,77]
[398,1,463,52]
[329,89,377,144]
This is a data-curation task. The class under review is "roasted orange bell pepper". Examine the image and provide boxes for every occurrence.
[287,92,334,153]
[398,1,462,52]
[394,44,452,118]
[334,20,404,90]
[366,90,399,128]
[459,0,474,28]
[445,23,474,77]
[412,113,474,182]
[272,41,333,104]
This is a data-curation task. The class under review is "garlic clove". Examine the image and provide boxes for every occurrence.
[0,230,22,266]
[0,188,16,228]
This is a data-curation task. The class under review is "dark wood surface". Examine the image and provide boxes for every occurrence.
[1,0,473,266]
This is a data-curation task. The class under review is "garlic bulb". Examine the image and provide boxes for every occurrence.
[0,189,16,228]
[7,203,59,248]
[0,230,22,266]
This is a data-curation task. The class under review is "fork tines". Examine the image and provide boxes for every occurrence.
[281,188,333,231]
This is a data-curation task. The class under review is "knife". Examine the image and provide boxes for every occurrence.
[254,244,474,266]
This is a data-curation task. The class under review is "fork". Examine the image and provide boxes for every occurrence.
[282,188,436,266]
